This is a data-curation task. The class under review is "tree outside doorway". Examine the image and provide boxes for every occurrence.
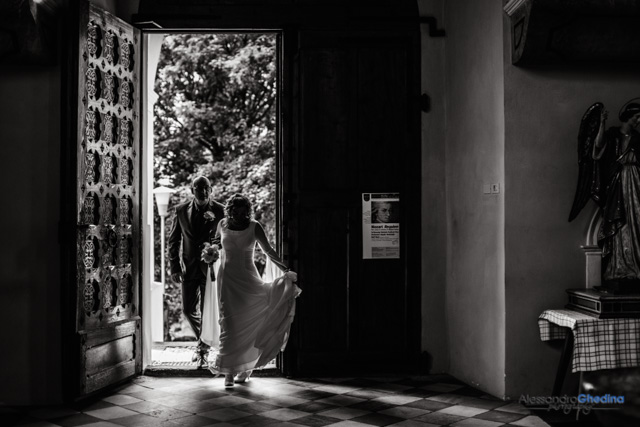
[153,33,277,342]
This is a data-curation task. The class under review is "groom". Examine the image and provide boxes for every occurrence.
[168,176,225,367]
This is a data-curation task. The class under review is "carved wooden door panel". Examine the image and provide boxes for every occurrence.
[74,1,141,397]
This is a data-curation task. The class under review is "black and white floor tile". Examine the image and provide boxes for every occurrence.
[1,374,562,427]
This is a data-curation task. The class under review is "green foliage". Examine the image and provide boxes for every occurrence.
[153,33,277,341]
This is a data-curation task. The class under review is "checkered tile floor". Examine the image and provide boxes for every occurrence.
[1,375,552,427]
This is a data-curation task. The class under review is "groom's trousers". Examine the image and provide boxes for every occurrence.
[182,277,208,348]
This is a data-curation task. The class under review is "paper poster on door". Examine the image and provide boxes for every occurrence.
[362,193,400,259]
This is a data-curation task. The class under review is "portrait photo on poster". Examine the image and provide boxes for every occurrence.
[372,200,400,223]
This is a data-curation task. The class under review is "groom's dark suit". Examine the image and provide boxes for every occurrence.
[168,199,225,344]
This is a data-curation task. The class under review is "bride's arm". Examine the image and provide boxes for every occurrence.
[212,221,222,247]
[255,221,290,272]
[202,221,223,264]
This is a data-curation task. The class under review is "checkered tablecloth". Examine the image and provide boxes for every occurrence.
[538,309,640,373]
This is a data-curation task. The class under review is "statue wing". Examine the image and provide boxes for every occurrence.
[568,102,604,222]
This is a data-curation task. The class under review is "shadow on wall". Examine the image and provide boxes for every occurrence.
[0,0,65,65]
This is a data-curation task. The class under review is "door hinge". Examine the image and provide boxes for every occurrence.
[420,16,446,37]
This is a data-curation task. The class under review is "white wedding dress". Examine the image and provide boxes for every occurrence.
[201,220,301,374]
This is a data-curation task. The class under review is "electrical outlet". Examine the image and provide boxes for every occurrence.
[491,183,500,194]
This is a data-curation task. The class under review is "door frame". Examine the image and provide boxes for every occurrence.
[139,29,288,373]
[132,1,421,377]
[62,19,291,400]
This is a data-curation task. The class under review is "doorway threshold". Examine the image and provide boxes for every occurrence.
[147,342,278,377]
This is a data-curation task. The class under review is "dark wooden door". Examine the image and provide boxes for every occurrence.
[72,1,142,397]
[289,29,422,375]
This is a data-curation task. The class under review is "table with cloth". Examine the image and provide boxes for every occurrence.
[538,309,640,395]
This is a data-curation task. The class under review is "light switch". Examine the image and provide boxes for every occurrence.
[483,184,491,194]
[491,183,500,194]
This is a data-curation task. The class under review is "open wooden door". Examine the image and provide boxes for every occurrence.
[71,0,142,397]
[289,25,422,375]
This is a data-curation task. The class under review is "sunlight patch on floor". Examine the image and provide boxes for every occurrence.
[151,342,276,368]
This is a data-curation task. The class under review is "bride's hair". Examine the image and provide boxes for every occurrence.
[225,193,253,221]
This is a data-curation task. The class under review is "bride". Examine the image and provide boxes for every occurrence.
[200,193,301,387]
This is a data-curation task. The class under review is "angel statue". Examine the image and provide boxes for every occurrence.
[568,99,640,294]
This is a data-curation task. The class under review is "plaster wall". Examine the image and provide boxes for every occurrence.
[443,0,506,397]
[503,57,640,397]
[417,0,449,374]
[0,65,62,404]
[90,0,140,21]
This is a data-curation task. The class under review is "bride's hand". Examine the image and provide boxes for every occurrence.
[284,270,297,282]
[201,243,219,263]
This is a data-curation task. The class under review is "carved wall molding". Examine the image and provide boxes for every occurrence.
[505,0,640,65]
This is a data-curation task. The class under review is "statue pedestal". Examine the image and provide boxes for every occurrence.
[566,288,640,318]
[567,210,640,317]
[582,245,602,289]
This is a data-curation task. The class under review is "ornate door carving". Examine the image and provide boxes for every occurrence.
[75,1,141,396]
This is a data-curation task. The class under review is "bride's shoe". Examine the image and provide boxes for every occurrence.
[235,370,252,383]
[224,374,234,387]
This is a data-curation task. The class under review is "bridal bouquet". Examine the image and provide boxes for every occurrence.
[201,242,220,264]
